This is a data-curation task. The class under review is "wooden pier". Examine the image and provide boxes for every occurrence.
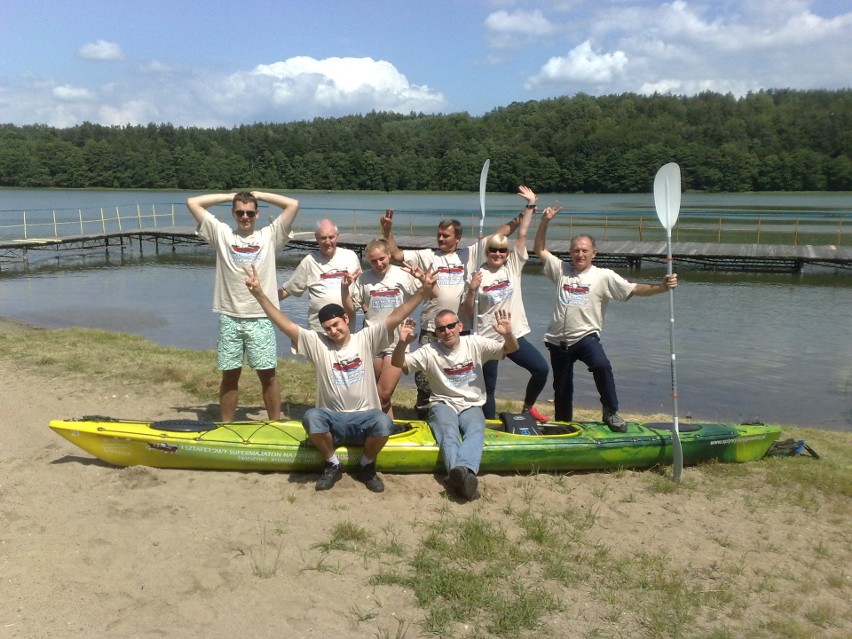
[1,227,850,273]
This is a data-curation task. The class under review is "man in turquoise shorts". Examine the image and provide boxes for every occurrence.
[187,190,300,421]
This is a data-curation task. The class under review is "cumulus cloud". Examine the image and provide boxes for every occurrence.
[52,85,93,101]
[78,40,124,61]
[99,100,160,126]
[486,9,557,47]
[3,55,448,127]
[231,56,448,121]
[526,40,627,88]
[519,1,851,97]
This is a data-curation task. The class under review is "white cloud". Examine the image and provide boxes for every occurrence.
[486,8,557,41]
[239,56,447,119]
[52,85,93,101]
[520,1,851,97]
[1,55,447,128]
[526,40,628,88]
[78,40,125,61]
[99,100,159,126]
[138,60,174,74]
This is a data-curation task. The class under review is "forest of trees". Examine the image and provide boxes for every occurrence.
[1,89,850,193]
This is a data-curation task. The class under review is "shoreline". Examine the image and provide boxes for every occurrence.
[1,314,850,637]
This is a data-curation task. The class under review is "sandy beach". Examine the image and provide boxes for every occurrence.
[1,316,849,638]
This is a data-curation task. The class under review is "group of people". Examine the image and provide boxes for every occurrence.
[187,187,677,501]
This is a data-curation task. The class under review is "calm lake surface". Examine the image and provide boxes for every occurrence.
[2,189,850,431]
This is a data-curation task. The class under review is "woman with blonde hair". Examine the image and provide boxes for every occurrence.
[463,187,550,422]
[342,227,420,418]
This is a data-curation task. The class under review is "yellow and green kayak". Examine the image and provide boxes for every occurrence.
[49,416,781,473]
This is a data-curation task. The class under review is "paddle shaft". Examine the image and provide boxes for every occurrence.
[664,228,683,482]
[473,159,490,334]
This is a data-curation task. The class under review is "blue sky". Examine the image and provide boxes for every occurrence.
[1,0,849,128]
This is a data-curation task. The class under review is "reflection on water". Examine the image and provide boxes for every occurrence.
[2,246,850,431]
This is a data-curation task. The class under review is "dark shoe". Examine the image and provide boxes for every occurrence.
[448,466,478,501]
[315,461,343,491]
[448,466,467,489]
[603,409,627,433]
[356,461,385,493]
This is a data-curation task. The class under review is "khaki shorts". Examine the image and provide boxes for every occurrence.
[217,315,277,371]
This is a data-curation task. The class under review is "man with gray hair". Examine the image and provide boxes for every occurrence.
[279,218,361,331]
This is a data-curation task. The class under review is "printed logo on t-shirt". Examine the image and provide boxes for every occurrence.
[560,283,590,307]
[320,269,349,290]
[436,265,465,287]
[228,243,261,264]
[368,285,403,310]
[483,279,512,304]
[442,361,476,387]
[331,356,365,386]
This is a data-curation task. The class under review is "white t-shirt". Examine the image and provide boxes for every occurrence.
[296,323,389,412]
[402,239,485,332]
[281,247,361,330]
[470,243,531,340]
[351,264,420,351]
[404,335,504,413]
[197,211,293,318]
[542,256,636,347]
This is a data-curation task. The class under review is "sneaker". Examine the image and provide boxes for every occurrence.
[356,461,385,493]
[603,409,627,433]
[525,406,551,423]
[315,461,343,491]
[448,466,478,501]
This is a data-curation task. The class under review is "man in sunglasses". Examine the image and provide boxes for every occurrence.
[244,264,435,493]
[381,209,527,419]
[187,191,299,422]
[391,309,518,500]
[534,206,678,432]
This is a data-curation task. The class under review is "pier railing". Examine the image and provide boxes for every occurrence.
[0,203,848,247]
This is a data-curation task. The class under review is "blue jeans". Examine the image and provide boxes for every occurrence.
[428,403,486,474]
[482,336,549,419]
[302,408,392,446]
[546,333,618,422]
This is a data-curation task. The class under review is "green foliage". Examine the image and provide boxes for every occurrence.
[1,90,850,192]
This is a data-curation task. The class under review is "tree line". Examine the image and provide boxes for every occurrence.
[1,89,849,193]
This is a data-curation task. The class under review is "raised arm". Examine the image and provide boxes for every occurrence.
[462,270,482,320]
[384,266,436,337]
[492,310,519,356]
[629,273,678,298]
[514,185,538,258]
[186,192,236,226]
[390,318,418,374]
[380,209,405,262]
[534,204,562,261]
[252,191,300,229]
[340,269,361,325]
[244,266,302,348]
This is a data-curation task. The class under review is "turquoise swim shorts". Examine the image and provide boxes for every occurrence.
[217,315,277,371]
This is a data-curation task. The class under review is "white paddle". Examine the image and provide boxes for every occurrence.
[473,159,490,334]
[654,162,683,482]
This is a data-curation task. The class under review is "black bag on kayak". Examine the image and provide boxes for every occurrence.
[500,412,542,435]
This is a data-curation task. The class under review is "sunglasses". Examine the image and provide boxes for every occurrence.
[488,247,508,254]
[235,209,257,219]
[435,321,460,334]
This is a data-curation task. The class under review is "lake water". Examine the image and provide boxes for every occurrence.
[2,189,850,431]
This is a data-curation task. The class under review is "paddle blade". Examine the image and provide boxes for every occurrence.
[479,159,490,221]
[654,162,682,230]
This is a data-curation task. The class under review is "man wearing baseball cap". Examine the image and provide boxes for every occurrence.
[244,264,435,493]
